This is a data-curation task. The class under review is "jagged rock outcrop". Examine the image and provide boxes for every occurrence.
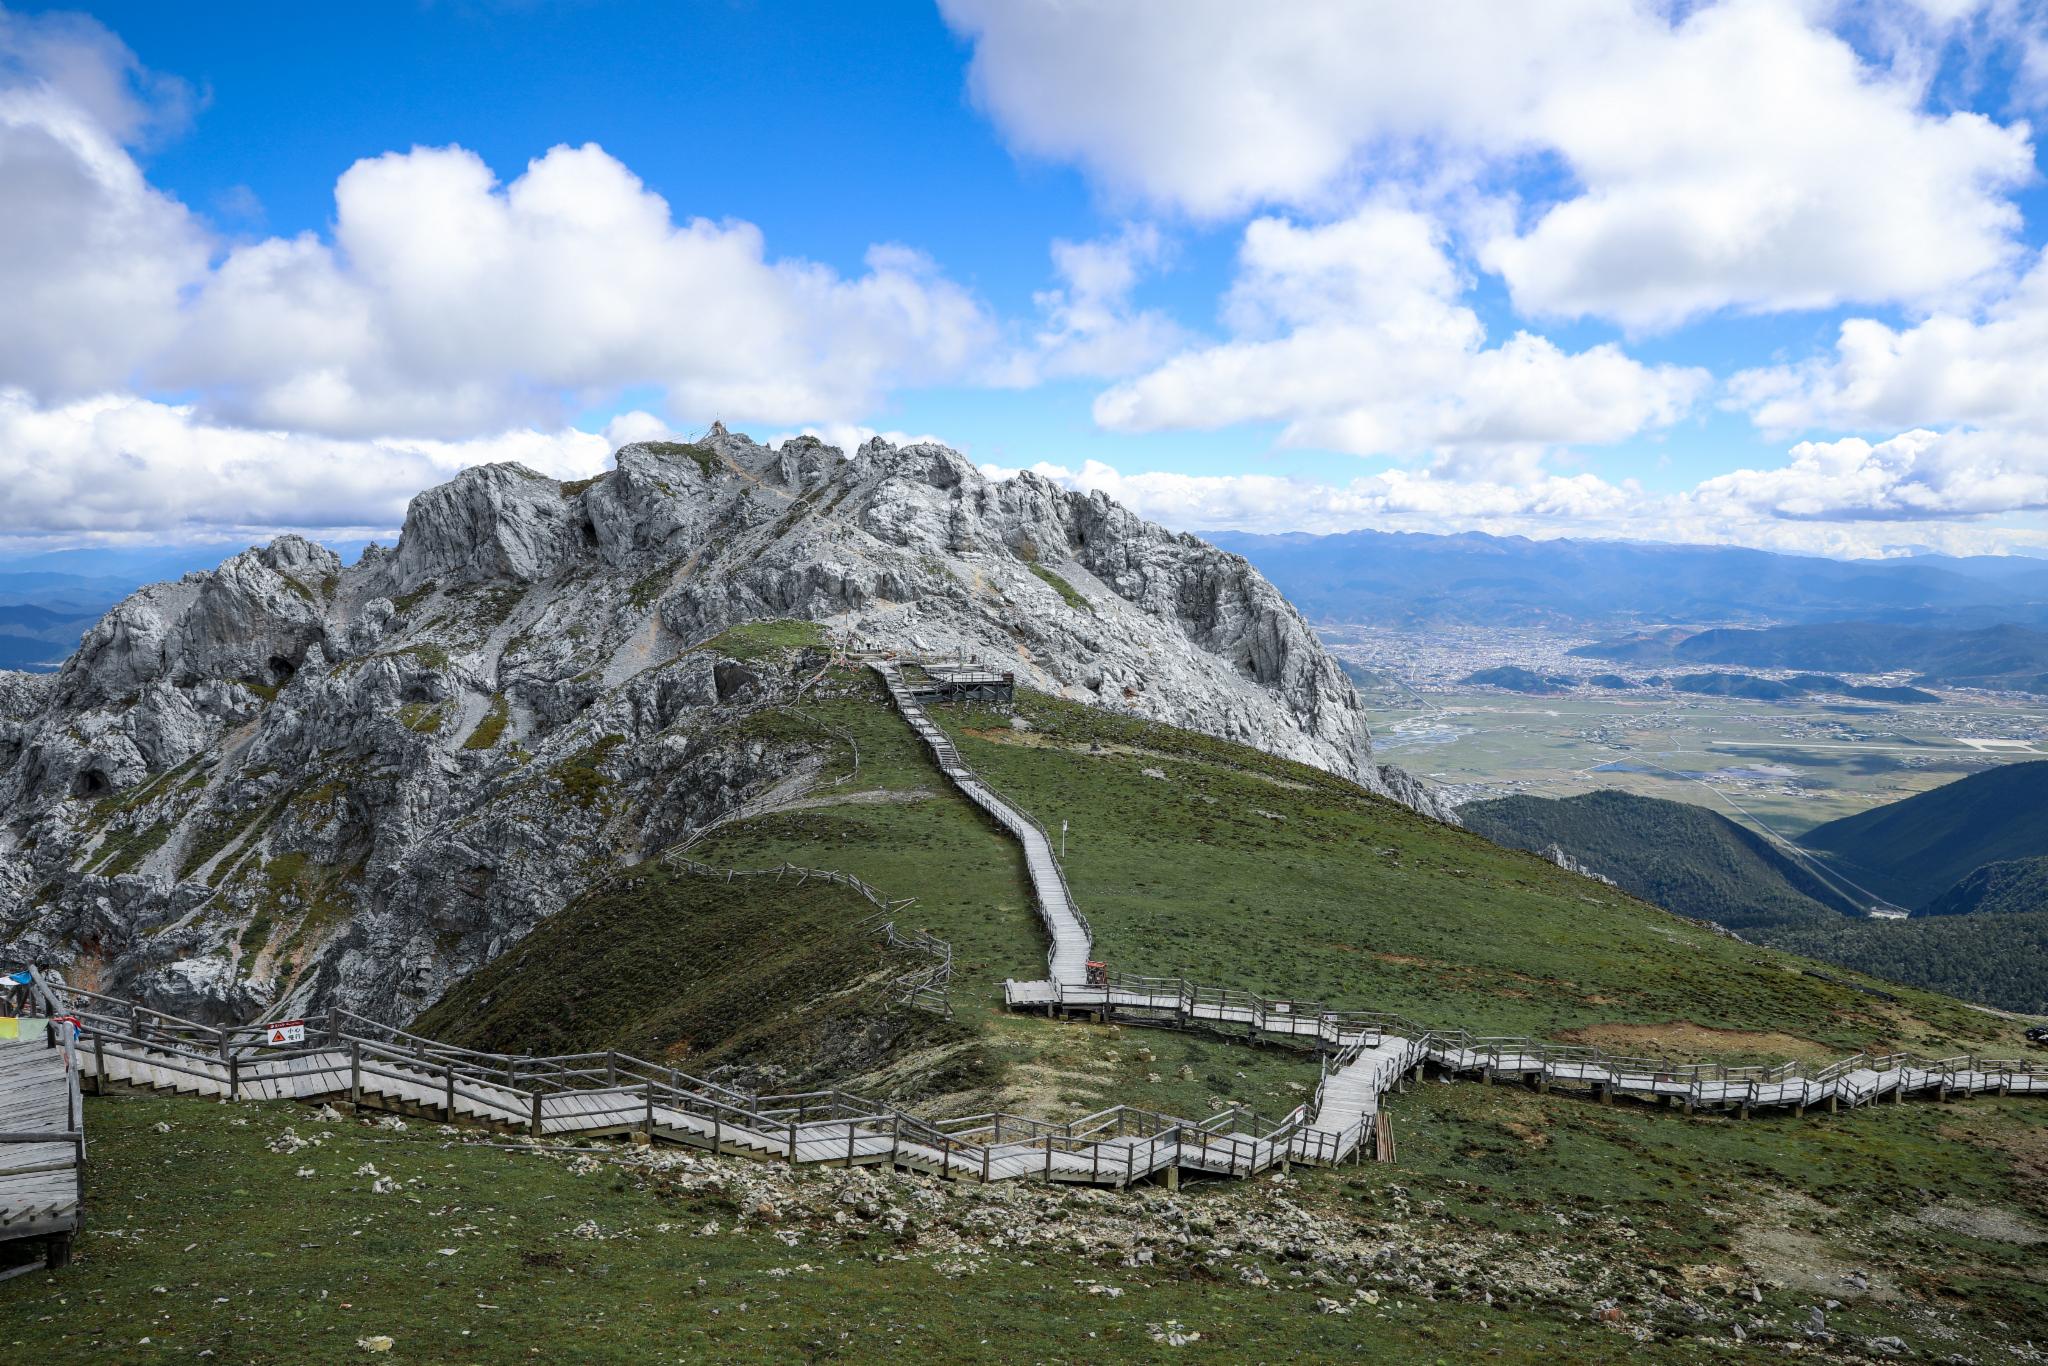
[0,426,1445,1022]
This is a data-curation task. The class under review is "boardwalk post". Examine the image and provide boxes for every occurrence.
[350,1040,362,1107]
[530,1089,543,1138]
[92,1033,104,1096]
[228,1054,239,1102]
[444,1062,456,1118]
[643,1084,654,1140]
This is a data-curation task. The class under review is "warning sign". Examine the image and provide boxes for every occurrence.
[266,1020,306,1046]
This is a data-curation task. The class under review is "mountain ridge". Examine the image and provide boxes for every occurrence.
[0,427,1439,1025]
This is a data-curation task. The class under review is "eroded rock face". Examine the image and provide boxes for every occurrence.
[0,427,1444,1023]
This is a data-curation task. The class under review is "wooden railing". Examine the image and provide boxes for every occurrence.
[28,970,1353,1189]
[1029,968,2047,1117]
[876,661,1093,973]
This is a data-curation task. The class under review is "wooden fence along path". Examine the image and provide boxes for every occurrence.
[872,660,1093,984]
[871,656,2048,1157]
[0,1011,84,1272]
[5,648,2048,1258]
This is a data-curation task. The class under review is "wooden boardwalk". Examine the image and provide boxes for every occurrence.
[7,651,2048,1257]
[873,661,1092,983]
[868,654,2046,1148]
[0,1019,83,1271]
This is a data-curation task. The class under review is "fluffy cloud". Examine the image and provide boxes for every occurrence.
[0,388,640,543]
[1722,250,2048,526]
[991,224,1188,385]
[1093,206,1706,458]
[159,143,996,437]
[1691,429,2048,521]
[0,11,206,395]
[0,16,996,439]
[1732,251,2048,437]
[1481,1,2032,328]
[943,0,2034,328]
[982,450,2048,556]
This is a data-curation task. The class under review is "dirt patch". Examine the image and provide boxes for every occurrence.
[1372,951,1439,967]
[1556,1020,1827,1063]
[777,788,933,812]
[1734,1188,1900,1302]
[1902,1201,2048,1245]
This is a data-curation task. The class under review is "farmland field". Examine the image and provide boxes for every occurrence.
[1329,625,2048,837]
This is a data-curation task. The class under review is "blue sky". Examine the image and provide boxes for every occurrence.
[6,0,2048,557]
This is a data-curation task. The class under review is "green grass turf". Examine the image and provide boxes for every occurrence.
[921,690,2030,1060]
[5,1084,2043,1361]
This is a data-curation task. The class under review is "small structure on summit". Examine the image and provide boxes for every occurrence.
[909,662,1016,706]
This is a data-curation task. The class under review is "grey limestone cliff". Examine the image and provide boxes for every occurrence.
[0,427,1445,1023]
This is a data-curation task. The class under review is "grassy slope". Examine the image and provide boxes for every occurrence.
[9,663,2048,1357]
[411,867,977,1095]
[1460,789,1857,931]
[679,673,1322,1119]
[1800,759,2048,908]
[931,690,2018,1057]
[6,1080,2044,1362]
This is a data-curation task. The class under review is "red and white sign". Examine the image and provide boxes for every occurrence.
[266,1020,306,1046]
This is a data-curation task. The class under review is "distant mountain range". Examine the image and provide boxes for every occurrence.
[1458,663,1940,703]
[1572,622,2048,694]
[1460,764,2048,1012]
[0,543,375,675]
[1212,528,2048,629]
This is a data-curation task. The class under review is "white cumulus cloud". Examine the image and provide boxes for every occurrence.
[1092,206,1707,458]
[943,0,2035,328]
[1732,250,2048,438]
[1690,429,2048,521]
[0,13,997,440]
[0,388,637,543]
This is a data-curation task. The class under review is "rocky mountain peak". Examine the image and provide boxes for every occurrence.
[0,427,1444,1024]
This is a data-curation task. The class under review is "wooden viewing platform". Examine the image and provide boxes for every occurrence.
[904,661,1015,706]
[0,1002,83,1275]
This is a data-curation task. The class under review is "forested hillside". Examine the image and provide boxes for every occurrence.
[1801,761,2048,908]
[1458,789,1859,930]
